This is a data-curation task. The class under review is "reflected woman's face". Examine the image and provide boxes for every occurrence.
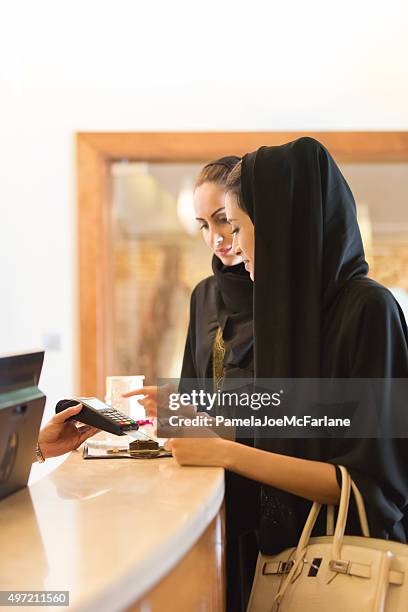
[194,181,242,266]
[225,191,255,281]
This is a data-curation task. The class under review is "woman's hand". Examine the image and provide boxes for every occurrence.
[123,385,158,417]
[164,437,232,468]
[122,385,197,419]
[37,403,99,459]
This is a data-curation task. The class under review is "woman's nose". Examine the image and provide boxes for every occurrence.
[214,234,223,249]
[232,234,241,255]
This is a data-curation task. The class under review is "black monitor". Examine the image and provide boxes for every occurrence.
[0,351,46,501]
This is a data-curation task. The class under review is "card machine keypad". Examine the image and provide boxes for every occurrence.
[98,408,139,431]
[55,397,141,436]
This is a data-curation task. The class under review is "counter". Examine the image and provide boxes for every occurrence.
[0,448,225,611]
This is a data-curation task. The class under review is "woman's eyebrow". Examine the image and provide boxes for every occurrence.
[211,206,225,218]
[195,207,226,222]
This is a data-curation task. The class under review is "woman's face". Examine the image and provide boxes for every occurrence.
[225,191,255,281]
[194,181,242,266]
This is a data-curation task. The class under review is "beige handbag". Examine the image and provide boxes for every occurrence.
[247,465,408,611]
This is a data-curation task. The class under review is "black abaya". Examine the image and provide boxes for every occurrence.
[240,137,408,554]
[180,256,259,612]
[180,255,253,384]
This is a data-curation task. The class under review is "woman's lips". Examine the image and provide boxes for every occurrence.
[216,246,232,257]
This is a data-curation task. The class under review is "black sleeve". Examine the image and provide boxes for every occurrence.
[328,290,408,541]
[178,289,199,391]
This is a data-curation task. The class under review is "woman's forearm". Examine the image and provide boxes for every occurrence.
[224,440,340,505]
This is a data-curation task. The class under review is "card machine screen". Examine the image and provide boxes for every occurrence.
[80,397,114,412]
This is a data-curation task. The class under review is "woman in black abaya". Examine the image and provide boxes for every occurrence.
[127,157,260,611]
[181,158,260,612]
[166,138,408,578]
[180,158,254,389]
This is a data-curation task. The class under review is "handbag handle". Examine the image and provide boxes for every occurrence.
[326,505,334,535]
[293,467,350,560]
[293,465,369,562]
[328,472,369,538]
[333,466,370,556]
[331,465,352,558]
[273,466,371,609]
[351,478,370,537]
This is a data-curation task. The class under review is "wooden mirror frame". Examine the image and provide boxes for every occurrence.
[76,131,408,396]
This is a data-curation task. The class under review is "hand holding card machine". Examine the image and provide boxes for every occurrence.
[55,397,140,436]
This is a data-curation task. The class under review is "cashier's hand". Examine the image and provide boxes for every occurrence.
[37,403,99,459]
[164,437,231,468]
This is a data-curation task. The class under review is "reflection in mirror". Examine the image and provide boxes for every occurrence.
[340,163,408,322]
[111,162,210,382]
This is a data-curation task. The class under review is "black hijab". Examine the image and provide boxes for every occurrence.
[212,255,253,376]
[241,137,368,378]
[240,137,408,552]
[207,154,254,372]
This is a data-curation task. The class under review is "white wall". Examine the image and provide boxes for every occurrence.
[1,0,408,421]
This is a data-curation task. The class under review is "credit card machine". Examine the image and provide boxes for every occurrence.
[55,397,140,436]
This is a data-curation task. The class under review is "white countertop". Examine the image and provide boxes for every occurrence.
[0,447,224,611]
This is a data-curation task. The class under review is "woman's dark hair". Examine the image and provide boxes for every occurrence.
[224,160,246,211]
[195,156,240,190]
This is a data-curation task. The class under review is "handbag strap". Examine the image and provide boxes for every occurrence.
[333,466,370,552]
[326,505,334,535]
[273,466,371,609]
[332,465,352,558]
[294,465,370,561]
[351,478,370,537]
[293,466,350,559]
[326,475,369,537]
